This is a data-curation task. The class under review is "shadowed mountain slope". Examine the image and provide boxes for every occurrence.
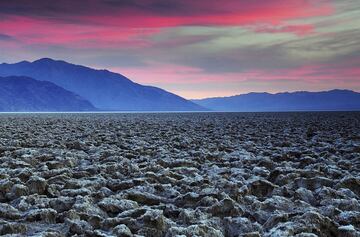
[0,58,205,111]
[0,76,95,112]
[192,90,360,111]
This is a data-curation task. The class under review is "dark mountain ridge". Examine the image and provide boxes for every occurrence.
[0,58,205,111]
[192,90,360,111]
[0,76,95,112]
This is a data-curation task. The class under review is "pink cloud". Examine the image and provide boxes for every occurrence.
[0,16,159,48]
[83,1,333,28]
[109,60,360,98]
[111,60,360,84]
[0,0,334,49]
[108,62,205,84]
[1,0,356,99]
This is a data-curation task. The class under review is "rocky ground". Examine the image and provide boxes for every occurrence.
[0,112,359,237]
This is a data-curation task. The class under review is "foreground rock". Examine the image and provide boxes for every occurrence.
[0,112,359,236]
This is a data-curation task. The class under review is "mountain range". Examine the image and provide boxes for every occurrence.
[0,58,204,111]
[0,76,95,112]
[0,58,359,112]
[192,90,360,111]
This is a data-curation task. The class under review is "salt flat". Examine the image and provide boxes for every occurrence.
[0,112,359,236]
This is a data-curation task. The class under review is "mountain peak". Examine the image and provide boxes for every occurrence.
[33,57,52,62]
[327,89,354,93]
[0,58,206,111]
[193,90,360,112]
[33,58,64,64]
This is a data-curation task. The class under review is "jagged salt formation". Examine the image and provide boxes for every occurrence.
[0,112,359,236]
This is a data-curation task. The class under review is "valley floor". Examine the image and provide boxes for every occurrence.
[0,112,359,236]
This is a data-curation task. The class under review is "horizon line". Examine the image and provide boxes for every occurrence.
[1,58,359,100]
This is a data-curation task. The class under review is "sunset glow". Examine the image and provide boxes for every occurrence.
[0,0,359,98]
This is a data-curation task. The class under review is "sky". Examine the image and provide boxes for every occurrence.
[0,0,359,99]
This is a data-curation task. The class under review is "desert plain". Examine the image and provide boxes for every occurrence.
[0,112,359,236]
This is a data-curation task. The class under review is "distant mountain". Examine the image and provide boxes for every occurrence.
[0,58,205,111]
[192,90,360,111]
[0,76,95,112]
